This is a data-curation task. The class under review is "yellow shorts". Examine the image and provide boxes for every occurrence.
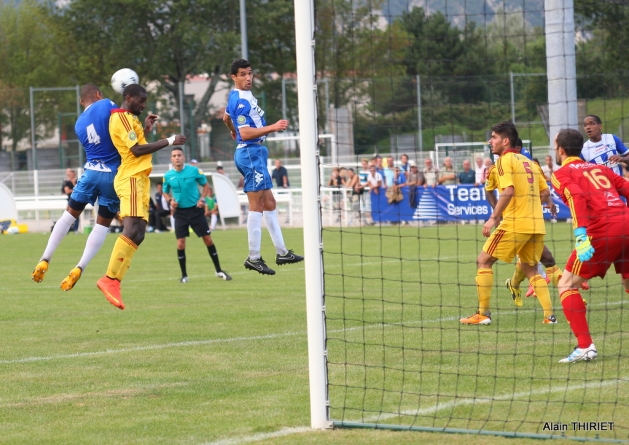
[114,172,150,222]
[482,230,544,266]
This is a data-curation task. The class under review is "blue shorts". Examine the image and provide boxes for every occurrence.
[71,169,120,214]
[234,145,273,192]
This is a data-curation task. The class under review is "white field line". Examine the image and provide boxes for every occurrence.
[364,379,627,423]
[195,379,628,445]
[1,299,626,365]
[198,427,311,445]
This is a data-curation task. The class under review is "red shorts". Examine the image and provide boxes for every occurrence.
[565,234,629,279]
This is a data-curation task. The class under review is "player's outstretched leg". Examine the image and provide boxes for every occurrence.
[263,210,304,266]
[244,211,276,275]
[31,211,77,283]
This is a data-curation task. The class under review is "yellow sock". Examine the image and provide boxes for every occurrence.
[530,274,553,318]
[511,262,526,288]
[545,265,562,287]
[106,235,138,281]
[476,268,493,315]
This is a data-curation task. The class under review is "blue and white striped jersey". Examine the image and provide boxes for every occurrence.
[581,134,629,176]
[225,89,267,149]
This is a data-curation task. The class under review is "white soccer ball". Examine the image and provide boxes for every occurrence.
[6,226,19,234]
[110,68,139,94]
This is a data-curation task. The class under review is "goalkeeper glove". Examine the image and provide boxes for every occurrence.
[574,227,595,262]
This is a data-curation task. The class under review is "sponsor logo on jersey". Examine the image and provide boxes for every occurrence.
[129,131,137,141]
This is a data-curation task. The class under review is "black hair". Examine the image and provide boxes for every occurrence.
[122,83,146,98]
[231,59,251,75]
[556,128,584,157]
[516,138,523,148]
[491,121,519,149]
[80,83,101,101]
[585,114,602,125]
[171,147,183,153]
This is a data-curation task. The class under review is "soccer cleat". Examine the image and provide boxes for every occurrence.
[31,260,49,283]
[244,257,276,275]
[180,276,188,283]
[505,278,523,307]
[460,312,492,325]
[96,276,125,310]
[275,250,304,266]
[542,315,558,324]
[559,343,597,363]
[60,267,83,291]
[215,271,232,281]
[581,281,590,291]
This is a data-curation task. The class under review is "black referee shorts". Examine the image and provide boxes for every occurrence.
[174,206,211,239]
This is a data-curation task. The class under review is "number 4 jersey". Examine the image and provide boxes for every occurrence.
[75,98,120,172]
[551,156,629,237]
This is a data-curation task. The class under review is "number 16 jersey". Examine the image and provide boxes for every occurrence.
[551,156,629,237]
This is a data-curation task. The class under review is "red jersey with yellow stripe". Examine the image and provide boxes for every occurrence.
[109,109,150,179]
[551,156,629,236]
[495,150,548,234]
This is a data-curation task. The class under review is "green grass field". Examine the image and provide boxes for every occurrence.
[0,225,627,444]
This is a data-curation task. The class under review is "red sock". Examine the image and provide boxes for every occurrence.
[560,290,592,348]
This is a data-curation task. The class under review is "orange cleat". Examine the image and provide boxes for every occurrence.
[96,276,125,310]
[581,281,590,291]
[525,276,550,298]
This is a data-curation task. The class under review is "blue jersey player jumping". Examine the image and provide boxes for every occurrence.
[223,59,303,275]
[32,84,122,291]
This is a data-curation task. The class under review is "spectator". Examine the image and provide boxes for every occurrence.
[458,159,476,184]
[339,166,348,186]
[61,168,79,233]
[374,155,385,177]
[541,155,555,182]
[474,156,485,185]
[358,158,370,186]
[366,164,383,194]
[483,157,493,181]
[328,166,343,212]
[147,197,157,232]
[406,160,424,207]
[216,164,230,179]
[392,166,407,189]
[154,182,171,232]
[438,157,457,185]
[189,159,198,166]
[358,158,372,223]
[400,154,410,172]
[272,159,289,188]
[423,158,439,188]
[204,185,219,231]
[345,168,362,219]
[382,156,395,187]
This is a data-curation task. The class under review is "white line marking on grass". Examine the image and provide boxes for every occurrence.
[362,378,628,423]
[199,427,310,445]
[2,300,626,365]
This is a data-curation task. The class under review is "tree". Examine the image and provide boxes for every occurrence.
[0,0,72,169]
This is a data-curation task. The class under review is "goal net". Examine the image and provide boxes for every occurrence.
[295,0,629,441]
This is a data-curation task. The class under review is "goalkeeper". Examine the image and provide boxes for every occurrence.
[552,128,629,363]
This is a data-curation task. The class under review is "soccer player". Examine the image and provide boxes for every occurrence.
[581,115,629,176]
[552,128,629,362]
[223,58,303,275]
[461,122,557,325]
[96,84,186,309]
[32,84,120,290]
[162,147,231,282]
[484,138,564,305]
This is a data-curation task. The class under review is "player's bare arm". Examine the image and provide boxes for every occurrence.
[482,185,514,237]
[609,154,629,164]
[130,135,187,157]
[239,120,289,141]
[143,113,158,134]
[223,113,237,140]
[540,188,557,217]
[198,183,210,208]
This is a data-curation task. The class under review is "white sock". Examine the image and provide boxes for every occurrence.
[263,210,287,255]
[247,211,263,260]
[210,214,217,231]
[41,211,76,261]
[76,224,109,270]
[537,262,547,279]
